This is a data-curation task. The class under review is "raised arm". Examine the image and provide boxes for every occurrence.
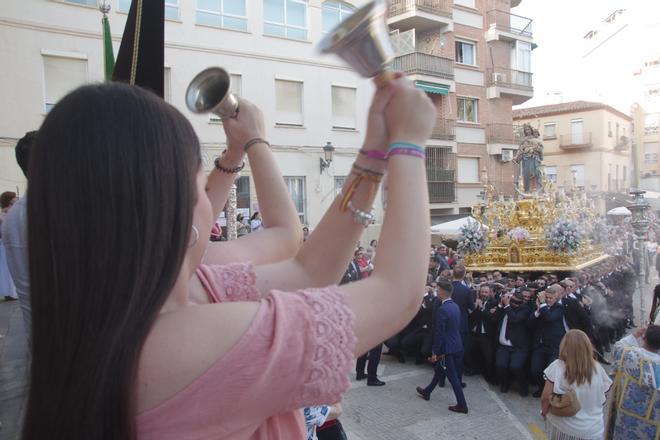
[254,77,436,354]
[203,99,303,266]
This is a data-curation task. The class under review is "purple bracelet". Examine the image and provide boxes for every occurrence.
[359,149,388,160]
[387,147,426,160]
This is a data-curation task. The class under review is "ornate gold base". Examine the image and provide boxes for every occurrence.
[464,239,609,273]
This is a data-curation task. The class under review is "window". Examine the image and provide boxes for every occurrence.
[454,0,475,7]
[331,86,356,129]
[644,142,659,163]
[457,157,480,183]
[322,1,355,34]
[275,79,303,126]
[623,127,626,137]
[569,164,585,187]
[545,165,557,183]
[511,41,531,73]
[334,176,346,196]
[42,55,88,112]
[197,0,248,31]
[209,73,242,122]
[608,121,612,137]
[119,0,178,19]
[66,0,97,6]
[455,40,476,65]
[235,176,250,209]
[570,119,584,144]
[284,176,306,224]
[457,97,478,123]
[543,123,556,139]
[615,122,620,140]
[264,0,308,41]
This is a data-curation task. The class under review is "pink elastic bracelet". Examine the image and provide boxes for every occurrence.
[359,149,388,160]
[387,148,426,160]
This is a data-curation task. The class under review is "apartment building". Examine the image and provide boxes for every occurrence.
[513,101,633,202]
[632,56,660,190]
[0,0,378,230]
[388,0,534,221]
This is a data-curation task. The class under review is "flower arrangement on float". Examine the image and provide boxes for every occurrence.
[547,220,582,254]
[507,227,531,243]
[458,221,488,254]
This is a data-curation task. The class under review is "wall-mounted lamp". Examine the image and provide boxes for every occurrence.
[320,141,335,173]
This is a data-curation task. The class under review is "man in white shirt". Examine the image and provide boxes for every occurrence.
[2,131,35,339]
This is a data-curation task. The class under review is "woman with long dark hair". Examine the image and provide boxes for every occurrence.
[23,76,435,439]
[651,284,660,324]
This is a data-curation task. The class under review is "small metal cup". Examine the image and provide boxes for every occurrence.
[185,67,239,119]
[318,0,394,81]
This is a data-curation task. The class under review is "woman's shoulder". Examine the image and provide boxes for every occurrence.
[544,358,565,382]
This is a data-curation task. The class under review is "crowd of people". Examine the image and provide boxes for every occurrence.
[0,71,658,440]
[337,241,660,439]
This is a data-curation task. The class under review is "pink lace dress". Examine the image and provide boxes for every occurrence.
[136,263,356,440]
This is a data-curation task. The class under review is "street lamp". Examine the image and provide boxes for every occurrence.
[320,141,335,173]
[628,189,651,322]
[98,0,111,14]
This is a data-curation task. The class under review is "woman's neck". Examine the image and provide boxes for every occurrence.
[160,266,193,314]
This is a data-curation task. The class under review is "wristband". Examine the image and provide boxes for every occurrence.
[243,138,270,152]
[215,153,245,174]
[359,149,388,160]
[387,142,425,154]
[387,148,426,160]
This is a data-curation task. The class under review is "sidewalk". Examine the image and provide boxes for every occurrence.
[0,300,28,440]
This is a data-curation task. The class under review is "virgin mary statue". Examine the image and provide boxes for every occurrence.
[514,124,544,193]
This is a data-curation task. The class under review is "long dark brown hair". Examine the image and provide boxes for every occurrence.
[23,83,201,440]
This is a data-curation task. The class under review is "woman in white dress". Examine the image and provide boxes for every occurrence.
[0,191,18,301]
[541,330,612,440]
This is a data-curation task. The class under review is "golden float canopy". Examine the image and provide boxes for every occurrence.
[464,182,609,273]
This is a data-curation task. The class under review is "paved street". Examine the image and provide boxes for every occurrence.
[0,276,655,440]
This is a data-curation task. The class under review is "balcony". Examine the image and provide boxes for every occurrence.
[559,132,593,150]
[485,9,533,43]
[486,67,533,105]
[431,119,456,141]
[393,52,454,81]
[388,0,453,33]
[426,146,456,203]
[615,136,630,151]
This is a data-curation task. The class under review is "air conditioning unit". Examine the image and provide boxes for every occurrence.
[501,149,513,162]
[492,72,505,83]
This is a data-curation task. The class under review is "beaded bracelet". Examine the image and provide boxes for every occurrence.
[243,138,271,152]
[214,152,245,174]
[359,149,388,161]
[337,189,376,227]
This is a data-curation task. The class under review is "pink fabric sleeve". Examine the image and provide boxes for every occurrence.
[244,286,357,418]
[196,263,260,303]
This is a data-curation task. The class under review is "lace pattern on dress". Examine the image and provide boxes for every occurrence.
[295,286,356,406]
[217,263,260,302]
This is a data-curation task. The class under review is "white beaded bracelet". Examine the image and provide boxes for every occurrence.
[337,189,376,227]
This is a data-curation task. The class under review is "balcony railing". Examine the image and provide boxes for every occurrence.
[431,119,456,140]
[559,132,593,149]
[389,0,453,18]
[486,9,533,38]
[392,52,454,80]
[487,67,533,90]
[428,180,456,203]
[487,123,521,144]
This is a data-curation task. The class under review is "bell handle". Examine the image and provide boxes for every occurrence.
[373,70,395,89]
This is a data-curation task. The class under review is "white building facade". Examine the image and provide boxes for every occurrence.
[0,0,379,229]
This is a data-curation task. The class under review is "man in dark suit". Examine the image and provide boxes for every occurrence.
[468,284,499,383]
[416,280,468,414]
[495,291,532,397]
[451,265,475,377]
[529,285,566,397]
